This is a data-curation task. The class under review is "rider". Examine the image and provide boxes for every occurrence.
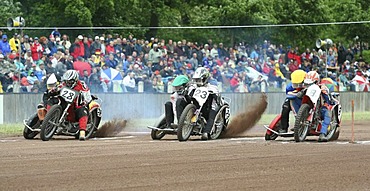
[42,70,91,141]
[303,71,332,142]
[164,75,190,128]
[279,69,306,133]
[191,67,221,140]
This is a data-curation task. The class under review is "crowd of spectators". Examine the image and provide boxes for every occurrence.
[0,28,369,94]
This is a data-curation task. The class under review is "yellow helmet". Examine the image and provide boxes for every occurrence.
[290,69,306,88]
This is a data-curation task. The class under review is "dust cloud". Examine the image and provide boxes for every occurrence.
[222,93,268,138]
[94,119,127,137]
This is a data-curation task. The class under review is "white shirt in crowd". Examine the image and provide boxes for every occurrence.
[122,73,136,88]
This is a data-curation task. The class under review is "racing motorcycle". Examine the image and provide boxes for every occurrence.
[264,85,341,142]
[23,87,102,141]
[293,84,341,142]
[148,85,230,141]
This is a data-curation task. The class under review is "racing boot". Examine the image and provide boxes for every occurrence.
[278,128,287,133]
[318,133,328,142]
[201,132,210,140]
[79,130,86,141]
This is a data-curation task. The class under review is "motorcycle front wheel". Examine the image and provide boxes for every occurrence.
[294,103,310,142]
[177,104,196,142]
[40,105,62,141]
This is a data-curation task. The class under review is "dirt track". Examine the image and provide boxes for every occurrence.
[1,121,370,191]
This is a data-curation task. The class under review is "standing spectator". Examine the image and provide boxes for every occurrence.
[218,43,229,60]
[9,33,20,52]
[77,35,85,58]
[142,40,151,54]
[100,37,106,56]
[61,34,71,50]
[83,37,90,59]
[31,37,43,61]
[51,28,61,38]
[90,36,101,56]
[70,38,82,60]
[47,36,58,56]
[23,35,31,52]
[166,39,174,55]
[0,35,11,56]
[174,41,184,57]
[345,48,354,63]
[210,44,219,59]
[148,44,162,71]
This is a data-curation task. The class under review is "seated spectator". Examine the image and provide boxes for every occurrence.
[122,72,136,92]
[229,72,240,92]
[152,75,164,93]
[27,72,39,85]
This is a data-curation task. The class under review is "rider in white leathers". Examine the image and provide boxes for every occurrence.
[190,67,221,140]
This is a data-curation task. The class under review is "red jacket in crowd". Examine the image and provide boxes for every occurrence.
[31,42,44,61]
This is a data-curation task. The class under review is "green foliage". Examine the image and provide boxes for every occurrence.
[3,0,369,47]
[361,50,370,63]
[0,0,22,24]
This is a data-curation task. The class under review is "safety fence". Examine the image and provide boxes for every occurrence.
[0,92,368,124]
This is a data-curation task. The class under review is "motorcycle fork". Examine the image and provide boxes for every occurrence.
[58,103,71,125]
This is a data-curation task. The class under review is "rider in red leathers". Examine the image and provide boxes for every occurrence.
[42,70,91,140]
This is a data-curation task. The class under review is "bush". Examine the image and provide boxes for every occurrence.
[360,50,370,63]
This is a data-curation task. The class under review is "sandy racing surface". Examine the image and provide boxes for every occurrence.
[1,121,370,191]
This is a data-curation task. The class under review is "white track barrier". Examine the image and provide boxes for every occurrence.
[0,95,3,124]
[138,81,144,93]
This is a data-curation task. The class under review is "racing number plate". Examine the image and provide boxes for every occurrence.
[60,88,77,103]
[193,87,209,106]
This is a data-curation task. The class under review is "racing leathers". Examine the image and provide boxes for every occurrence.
[188,83,221,137]
[319,84,332,137]
[42,80,91,131]
[165,82,221,138]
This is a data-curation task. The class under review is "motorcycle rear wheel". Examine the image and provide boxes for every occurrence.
[151,116,166,140]
[85,110,98,139]
[177,104,196,142]
[294,103,310,142]
[23,113,40,139]
[40,105,62,141]
[327,109,340,141]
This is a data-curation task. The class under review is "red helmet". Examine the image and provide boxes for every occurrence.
[304,71,320,85]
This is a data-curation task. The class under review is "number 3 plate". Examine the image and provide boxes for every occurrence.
[60,88,77,103]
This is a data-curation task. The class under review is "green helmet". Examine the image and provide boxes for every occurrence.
[172,75,189,87]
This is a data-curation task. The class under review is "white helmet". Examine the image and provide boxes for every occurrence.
[46,73,58,90]
[62,70,79,88]
[192,67,210,87]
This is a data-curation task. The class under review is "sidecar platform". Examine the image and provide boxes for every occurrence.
[263,125,294,137]
[147,126,177,132]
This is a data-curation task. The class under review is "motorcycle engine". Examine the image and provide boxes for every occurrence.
[67,122,79,134]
